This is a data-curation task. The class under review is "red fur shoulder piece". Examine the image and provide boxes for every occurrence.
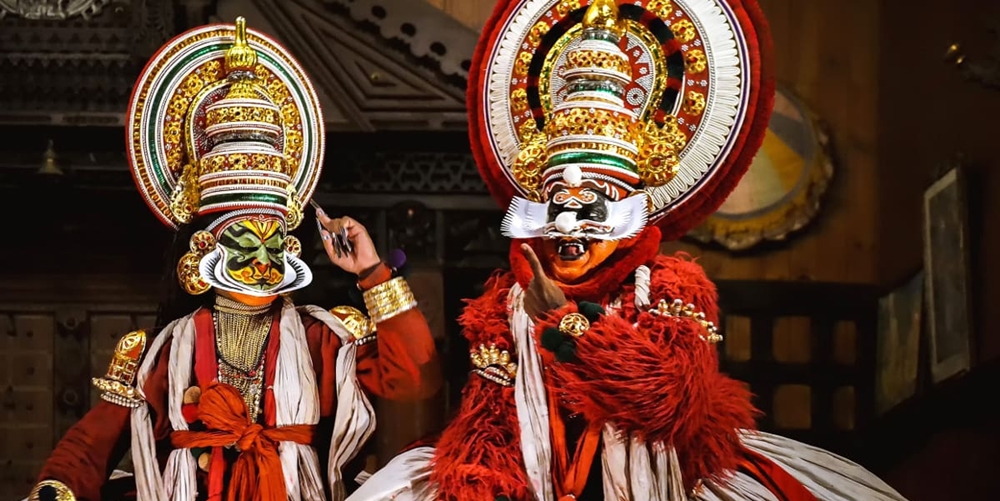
[458,270,518,350]
[430,379,532,500]
[538,251,760,490]
[648,252,720,321]
[432,270,531,500]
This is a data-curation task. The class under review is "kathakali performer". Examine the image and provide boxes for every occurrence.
[27,17,440,501]
[349,1,906,500]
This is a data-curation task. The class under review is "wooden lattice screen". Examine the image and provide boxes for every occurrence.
[716,281,879,458]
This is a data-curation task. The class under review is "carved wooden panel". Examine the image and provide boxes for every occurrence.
[0,313,55,498]
[0,300,156,498]
[0,0,175,124]
[213,0,468,131]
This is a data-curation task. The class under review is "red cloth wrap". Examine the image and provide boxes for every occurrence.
[171,383,315,501]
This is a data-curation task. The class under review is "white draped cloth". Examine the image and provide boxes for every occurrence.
[101,300,376,501]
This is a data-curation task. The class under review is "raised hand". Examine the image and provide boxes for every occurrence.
[521,243,567,319]
[315,208,381,275]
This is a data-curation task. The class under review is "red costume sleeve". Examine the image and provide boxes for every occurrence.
[302,264,441,406]
[35,402,131,501]
[356,264,441,401]
[431,272,532,501]
[36,336,174,501]
[534,254,759,489]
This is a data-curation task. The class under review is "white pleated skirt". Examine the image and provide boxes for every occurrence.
[345,431,908,501]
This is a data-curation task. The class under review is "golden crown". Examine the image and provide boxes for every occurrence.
[170,17,302,228]
[511,0,686,202]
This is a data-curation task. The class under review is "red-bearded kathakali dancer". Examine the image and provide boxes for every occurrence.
[26,17,440,501]
[348,1,906,500]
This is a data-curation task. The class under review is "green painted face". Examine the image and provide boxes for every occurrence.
[216,218,286,291]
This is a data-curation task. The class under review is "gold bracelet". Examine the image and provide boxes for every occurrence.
[28,480,76,501]
[362,277,417,323]
[92,330,147,407]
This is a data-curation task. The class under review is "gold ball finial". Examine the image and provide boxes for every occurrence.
[583,0,625,39]
[225,17,257,73]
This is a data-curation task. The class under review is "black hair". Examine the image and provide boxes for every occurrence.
[153,215,215,328]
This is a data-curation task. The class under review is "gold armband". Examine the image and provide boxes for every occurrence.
[28,480,76,501]
[362,277,417,324]
[470,343,518,387]
[330,305,377,346]
[92,330,147,407]
[650,298,722,343]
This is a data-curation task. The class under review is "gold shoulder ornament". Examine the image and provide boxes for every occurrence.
[92,330,148,407]
[470,343,518,387]
[330,305,377,346]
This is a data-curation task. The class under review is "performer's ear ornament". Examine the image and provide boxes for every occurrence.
[284,235,302,258]
[176,230,216,295]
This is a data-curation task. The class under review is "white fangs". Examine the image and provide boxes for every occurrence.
[557,240,586,258]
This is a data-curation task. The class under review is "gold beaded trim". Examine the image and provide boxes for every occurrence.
[470,343,518,387]
[558,312,590,338]
[362,277,417,324]
[356,334,378,346]
[92,330,147,408]
[649,298,722,343]
[565,48,632,77]
[28,480,77,501]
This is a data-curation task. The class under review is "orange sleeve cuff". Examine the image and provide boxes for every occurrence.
[358,263,392,290]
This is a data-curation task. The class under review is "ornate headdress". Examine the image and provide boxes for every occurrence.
[472,0,774,242]
[128,17,325,296]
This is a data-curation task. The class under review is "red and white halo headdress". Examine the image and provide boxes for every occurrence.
[470,0,775,242]
[127,17,325,296]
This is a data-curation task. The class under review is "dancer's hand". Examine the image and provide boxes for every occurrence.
[521,243,567,319]
[316,209,380,275]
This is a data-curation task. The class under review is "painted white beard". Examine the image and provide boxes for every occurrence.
[501,194,649,241]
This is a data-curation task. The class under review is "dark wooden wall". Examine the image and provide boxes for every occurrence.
[669,0,882,283]
[875,1,1000,499]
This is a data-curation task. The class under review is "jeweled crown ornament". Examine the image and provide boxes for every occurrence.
[504,0,684,241]
[128,16,324,232]
[127,16,325,296]
[472,0,775,242]
[172,17,303,229]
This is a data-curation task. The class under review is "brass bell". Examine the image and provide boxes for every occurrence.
[37,139,64,176]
